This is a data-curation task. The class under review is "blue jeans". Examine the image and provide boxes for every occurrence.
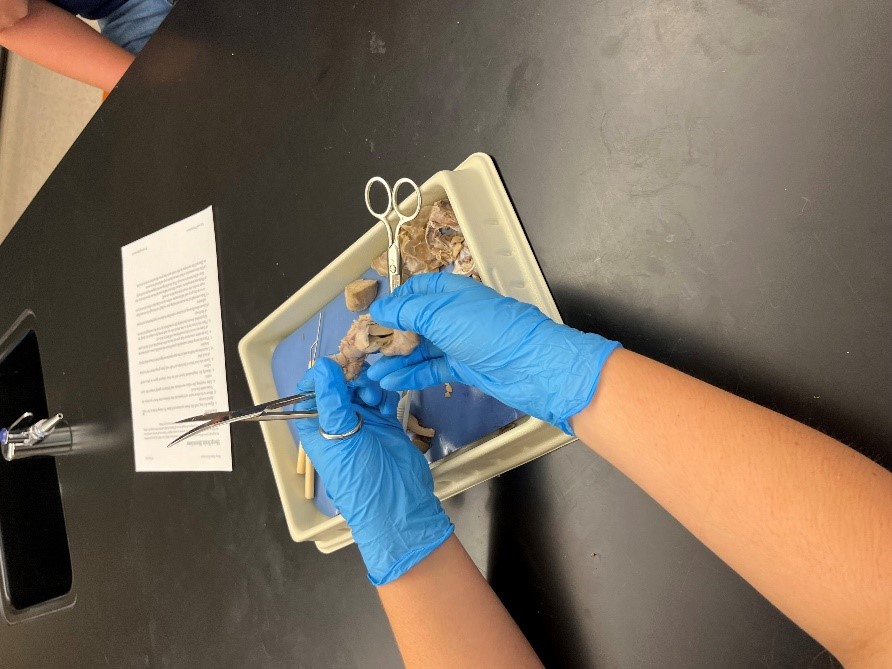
[98,0,174,55]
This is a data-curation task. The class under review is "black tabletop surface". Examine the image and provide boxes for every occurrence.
[1,1,889,666]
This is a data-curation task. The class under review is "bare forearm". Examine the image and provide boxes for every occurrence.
[0,0,133,90]
[573,348,892,666]
[377,535,543,669]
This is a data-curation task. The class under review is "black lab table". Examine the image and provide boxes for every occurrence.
[0,1,889,666]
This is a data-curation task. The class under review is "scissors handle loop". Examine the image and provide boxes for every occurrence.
[365,177,395,244]
[365,176,423,246]
[391,178,422,225]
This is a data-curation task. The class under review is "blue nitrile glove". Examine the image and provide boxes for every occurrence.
[368,273,622,435]
[294,358,454,585]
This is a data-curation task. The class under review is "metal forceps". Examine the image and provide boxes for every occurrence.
[167,393,318,447]
[365,176,422,292]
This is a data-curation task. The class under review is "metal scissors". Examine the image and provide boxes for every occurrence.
[167,393,318,447]
[365,176,422,292]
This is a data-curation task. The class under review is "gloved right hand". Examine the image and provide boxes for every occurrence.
[294,359,453,586]
[369,273,621,435]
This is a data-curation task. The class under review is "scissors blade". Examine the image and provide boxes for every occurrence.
[168,393,317,447]
[174,402,265,424]
[174,392,313,424]
[175,409,232,424]
[167,414,236,447]
[252,410,318,420]
[387,242,402,292]
[167,411,319,448]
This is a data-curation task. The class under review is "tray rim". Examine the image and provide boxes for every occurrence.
[239,152,573,547]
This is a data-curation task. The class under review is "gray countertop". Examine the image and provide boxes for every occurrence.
[1,1,889,666]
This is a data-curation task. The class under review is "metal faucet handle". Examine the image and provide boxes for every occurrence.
[6,412,34,432]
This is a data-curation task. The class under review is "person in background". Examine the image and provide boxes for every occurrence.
[0,0,172,90]
[295,273,892,669]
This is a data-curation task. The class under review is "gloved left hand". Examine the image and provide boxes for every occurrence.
[294,357,454,585]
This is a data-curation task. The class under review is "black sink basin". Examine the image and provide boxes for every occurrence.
[0,312,74,623]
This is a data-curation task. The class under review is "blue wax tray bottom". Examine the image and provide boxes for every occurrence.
[409,384,525,462]
[270,268,525,517]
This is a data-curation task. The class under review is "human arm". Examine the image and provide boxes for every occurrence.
[294,360,541,668]
[0,0,133,90]
[369,273,892,668]
[378,534,543,669]
[0,0,28,31]
[572,348,892,668]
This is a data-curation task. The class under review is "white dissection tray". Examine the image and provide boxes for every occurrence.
[239,152,574,553]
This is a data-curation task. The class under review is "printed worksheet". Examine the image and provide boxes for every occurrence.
[122,207,232,471]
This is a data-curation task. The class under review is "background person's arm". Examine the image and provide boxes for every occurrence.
[378,535,543,669]
[0,0,28,31]
[572,348,892,668]
[0,0,133,90]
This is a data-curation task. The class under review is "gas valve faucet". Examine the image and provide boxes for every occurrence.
[0,412,73,461]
